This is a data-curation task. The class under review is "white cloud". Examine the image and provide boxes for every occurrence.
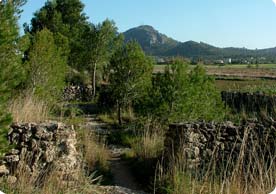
[273,0,276,7]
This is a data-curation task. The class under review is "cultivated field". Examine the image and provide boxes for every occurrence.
[206,64,276,69]
[154,64,276,92]
[215,79,276,92]
[206,66,276,79]
[154,64,276,78]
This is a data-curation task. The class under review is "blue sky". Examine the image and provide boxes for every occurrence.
[20,0,276,49]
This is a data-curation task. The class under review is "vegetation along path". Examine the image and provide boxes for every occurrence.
[82,115,148,194]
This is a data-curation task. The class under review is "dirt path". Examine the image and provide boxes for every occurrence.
[82,115,148,194]
[109,151,143,191]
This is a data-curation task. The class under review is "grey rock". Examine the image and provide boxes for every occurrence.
[7,175,17,184]
[165,119,276,170]
[0,165,9,175]
[44,147,56,163]
[22,131,32,142]
[35,126,53,140]
[5,155,19,163]
[2,122,80,186]
[194,147,200,157]
[7,149,20,155]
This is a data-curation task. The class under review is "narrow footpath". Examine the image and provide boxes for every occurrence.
[109,151,141,191]
[82,115,148,194]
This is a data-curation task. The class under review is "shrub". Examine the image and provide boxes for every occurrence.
[65,68,91,86]
[135,60,226,123]
[25,28,67,106]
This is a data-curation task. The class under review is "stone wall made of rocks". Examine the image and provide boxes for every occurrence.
[63,85,93,102]
[0,122,80,185]
[165,119,276,169]
[221,91,276,115]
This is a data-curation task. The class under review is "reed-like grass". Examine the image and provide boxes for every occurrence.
[130,128,165,160]
[0,123,110,193]
[8,94,49,123]
[155,127,276,194]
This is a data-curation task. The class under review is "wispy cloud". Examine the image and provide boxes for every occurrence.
[273,0,276,7]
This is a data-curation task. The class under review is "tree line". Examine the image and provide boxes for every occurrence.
[0,0,225,153]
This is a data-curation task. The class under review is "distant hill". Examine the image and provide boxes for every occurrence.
[123,25,179,56]
[123,25,276,62]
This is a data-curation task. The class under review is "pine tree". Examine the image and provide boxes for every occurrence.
[0,0,26,154]
[138,59,225,123]
[109,41,153,125]
[83,19,123,97]
[26,28,67,105]
[25,0,88,69]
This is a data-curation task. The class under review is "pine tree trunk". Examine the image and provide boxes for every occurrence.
[93,63,97,97]
[117,102,122,126]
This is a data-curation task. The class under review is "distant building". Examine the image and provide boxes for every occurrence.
[214,60,224,65]
[228,58,232,64]
[156,58,165,64]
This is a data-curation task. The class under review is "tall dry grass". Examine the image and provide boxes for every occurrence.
[0,128,109,194]
[8,94,49,123]
[0,166,98,194]
[130,125,165,160]
[155,127,276,194]
[76,128,110,177]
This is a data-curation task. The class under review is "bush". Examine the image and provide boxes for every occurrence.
[135,61,226,123]
[65,68,91,86]
[25,28,67,106]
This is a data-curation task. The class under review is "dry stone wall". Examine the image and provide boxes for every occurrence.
[63,85,93,102]
[221,91,276,115]
[0,122,80,185]
[165,119,276,169]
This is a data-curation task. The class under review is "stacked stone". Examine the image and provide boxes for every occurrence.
[0,122,80,185]
[221,91,276,115]
[165,119,276,169]
[63,85,93,102]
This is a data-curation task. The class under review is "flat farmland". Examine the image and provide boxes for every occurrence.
[154,64,276,92]
[154,64,276,79]
[206,66,276,79]
[215,79,276,92]
[206,64,276,69]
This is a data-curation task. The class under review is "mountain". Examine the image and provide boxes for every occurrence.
[164,41,221,58]
[123,25,179,56]
[123,25,276,62]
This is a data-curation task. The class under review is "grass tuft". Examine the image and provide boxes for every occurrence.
[8,94,49,123]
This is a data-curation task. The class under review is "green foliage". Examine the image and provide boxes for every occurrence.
[107,130,136,147]
[82,19,124,96]
[26,1,124,94]
[82,20,120,67]
[0,0,26,155]
[25,0,87,69]
[108,41,153,124]
[65,68,91,85]
[179,65,225,121]
[25,28,67,105]
[136,59,225,122]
